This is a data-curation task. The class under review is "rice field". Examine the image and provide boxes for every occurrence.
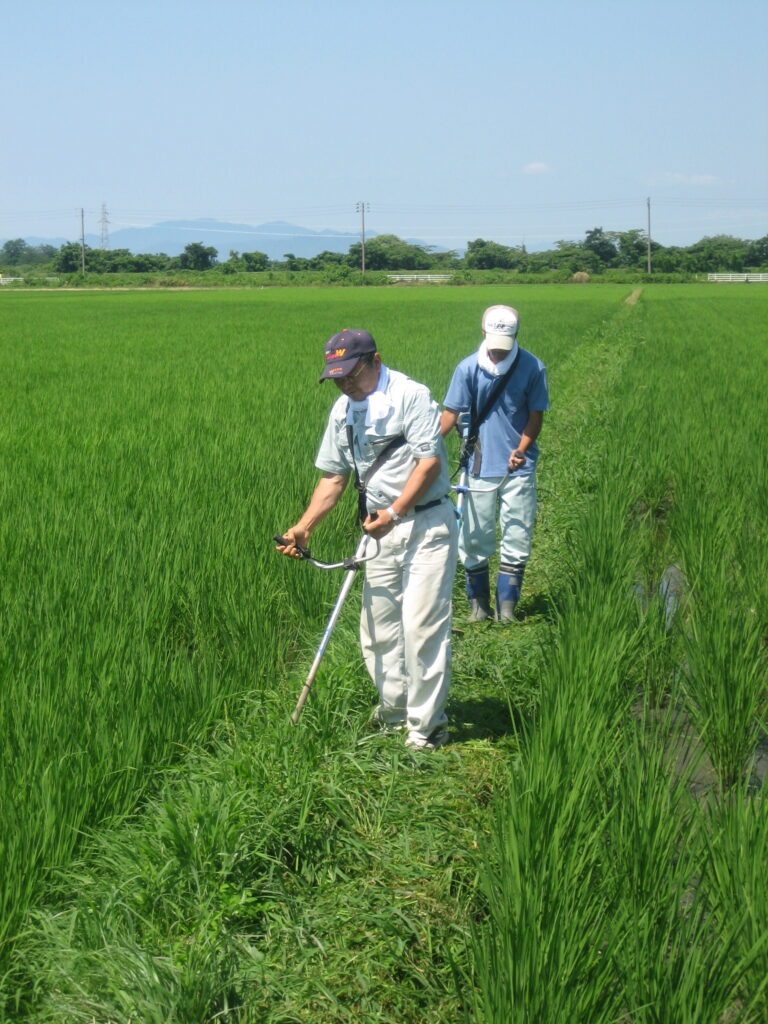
[0,283,766,1022]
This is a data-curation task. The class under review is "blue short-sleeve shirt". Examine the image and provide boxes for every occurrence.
[443,348,550,478]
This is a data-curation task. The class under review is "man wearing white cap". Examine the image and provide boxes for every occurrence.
[278,329,458,750]
[440,305,550,621]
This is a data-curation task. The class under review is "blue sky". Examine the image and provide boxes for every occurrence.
[2,0,766,251]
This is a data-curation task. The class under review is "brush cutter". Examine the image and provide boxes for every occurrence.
[274,531,380,724]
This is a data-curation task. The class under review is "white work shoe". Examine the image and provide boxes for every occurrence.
[370,708,407,733]
[405,727,450,752]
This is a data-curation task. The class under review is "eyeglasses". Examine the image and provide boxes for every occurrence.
[336,358,372,385]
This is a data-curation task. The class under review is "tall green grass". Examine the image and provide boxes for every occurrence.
[1,284,766,1021]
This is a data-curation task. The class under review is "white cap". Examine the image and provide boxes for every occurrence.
[482,304,519,351]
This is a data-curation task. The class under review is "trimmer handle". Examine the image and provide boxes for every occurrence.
[274,534,311,559]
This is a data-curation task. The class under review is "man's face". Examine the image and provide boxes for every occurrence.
[334,354,381,400]
[488,348,510,364]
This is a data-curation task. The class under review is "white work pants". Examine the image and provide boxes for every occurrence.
[360,502,458,743]
[460,471,537,570]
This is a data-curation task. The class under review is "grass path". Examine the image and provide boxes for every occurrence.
[6,295,646,1022]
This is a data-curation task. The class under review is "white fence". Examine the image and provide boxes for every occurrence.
[387,274,453,284]
[707,273,768,283]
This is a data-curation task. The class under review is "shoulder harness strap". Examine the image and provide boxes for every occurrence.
[346,418,406,522]
[461,350,521,474]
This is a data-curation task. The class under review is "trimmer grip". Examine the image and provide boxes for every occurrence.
[274,534,311,559]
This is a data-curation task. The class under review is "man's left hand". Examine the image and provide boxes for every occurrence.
[508,449,527,471]
[363,510,396,538]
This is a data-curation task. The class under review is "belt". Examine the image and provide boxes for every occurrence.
[368,497,446,518]
[414,497,445,514]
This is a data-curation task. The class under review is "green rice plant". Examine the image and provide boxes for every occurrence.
[471,791,621,1023]
[604,705,747,1023]
[681,598,767,791]
[468,570,640,1023]
[631,582,685,708]
[703,790,768,1022]
[672,497,768,792]
[732,484,768,669]
[621,288,767,791]
[630,472,686,709]
[0,290,362,964]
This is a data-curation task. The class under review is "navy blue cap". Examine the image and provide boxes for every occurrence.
[319,329,377,381]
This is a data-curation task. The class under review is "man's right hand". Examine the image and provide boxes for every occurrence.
[276,526,309,558]
[508,449,527,472]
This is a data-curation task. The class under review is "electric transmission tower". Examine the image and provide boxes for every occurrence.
[99,203,110,250]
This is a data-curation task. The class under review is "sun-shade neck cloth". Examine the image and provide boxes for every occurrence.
[345,364,394,426]
[477,339,519,376]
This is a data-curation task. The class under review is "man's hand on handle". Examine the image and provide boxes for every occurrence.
[508,449,527,472]
[363,509,392,540]
[276,525,310,559]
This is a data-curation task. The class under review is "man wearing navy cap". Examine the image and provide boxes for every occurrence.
[278,329,458,751]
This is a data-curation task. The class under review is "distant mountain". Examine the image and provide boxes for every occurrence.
[8,219,369,260]
[2,218,453,260]
[22,235,70,248]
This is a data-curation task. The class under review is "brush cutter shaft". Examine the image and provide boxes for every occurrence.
[453,471,510,521]
[461,472,511,494]
[454,467,468,520]
[290,533,370,724]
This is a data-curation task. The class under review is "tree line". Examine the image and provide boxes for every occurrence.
[2,227,767,276]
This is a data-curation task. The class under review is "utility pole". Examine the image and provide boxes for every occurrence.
[80,208,86,274]
[646,197,652,274]
[356,201,369,278]
[99,202,110,250]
